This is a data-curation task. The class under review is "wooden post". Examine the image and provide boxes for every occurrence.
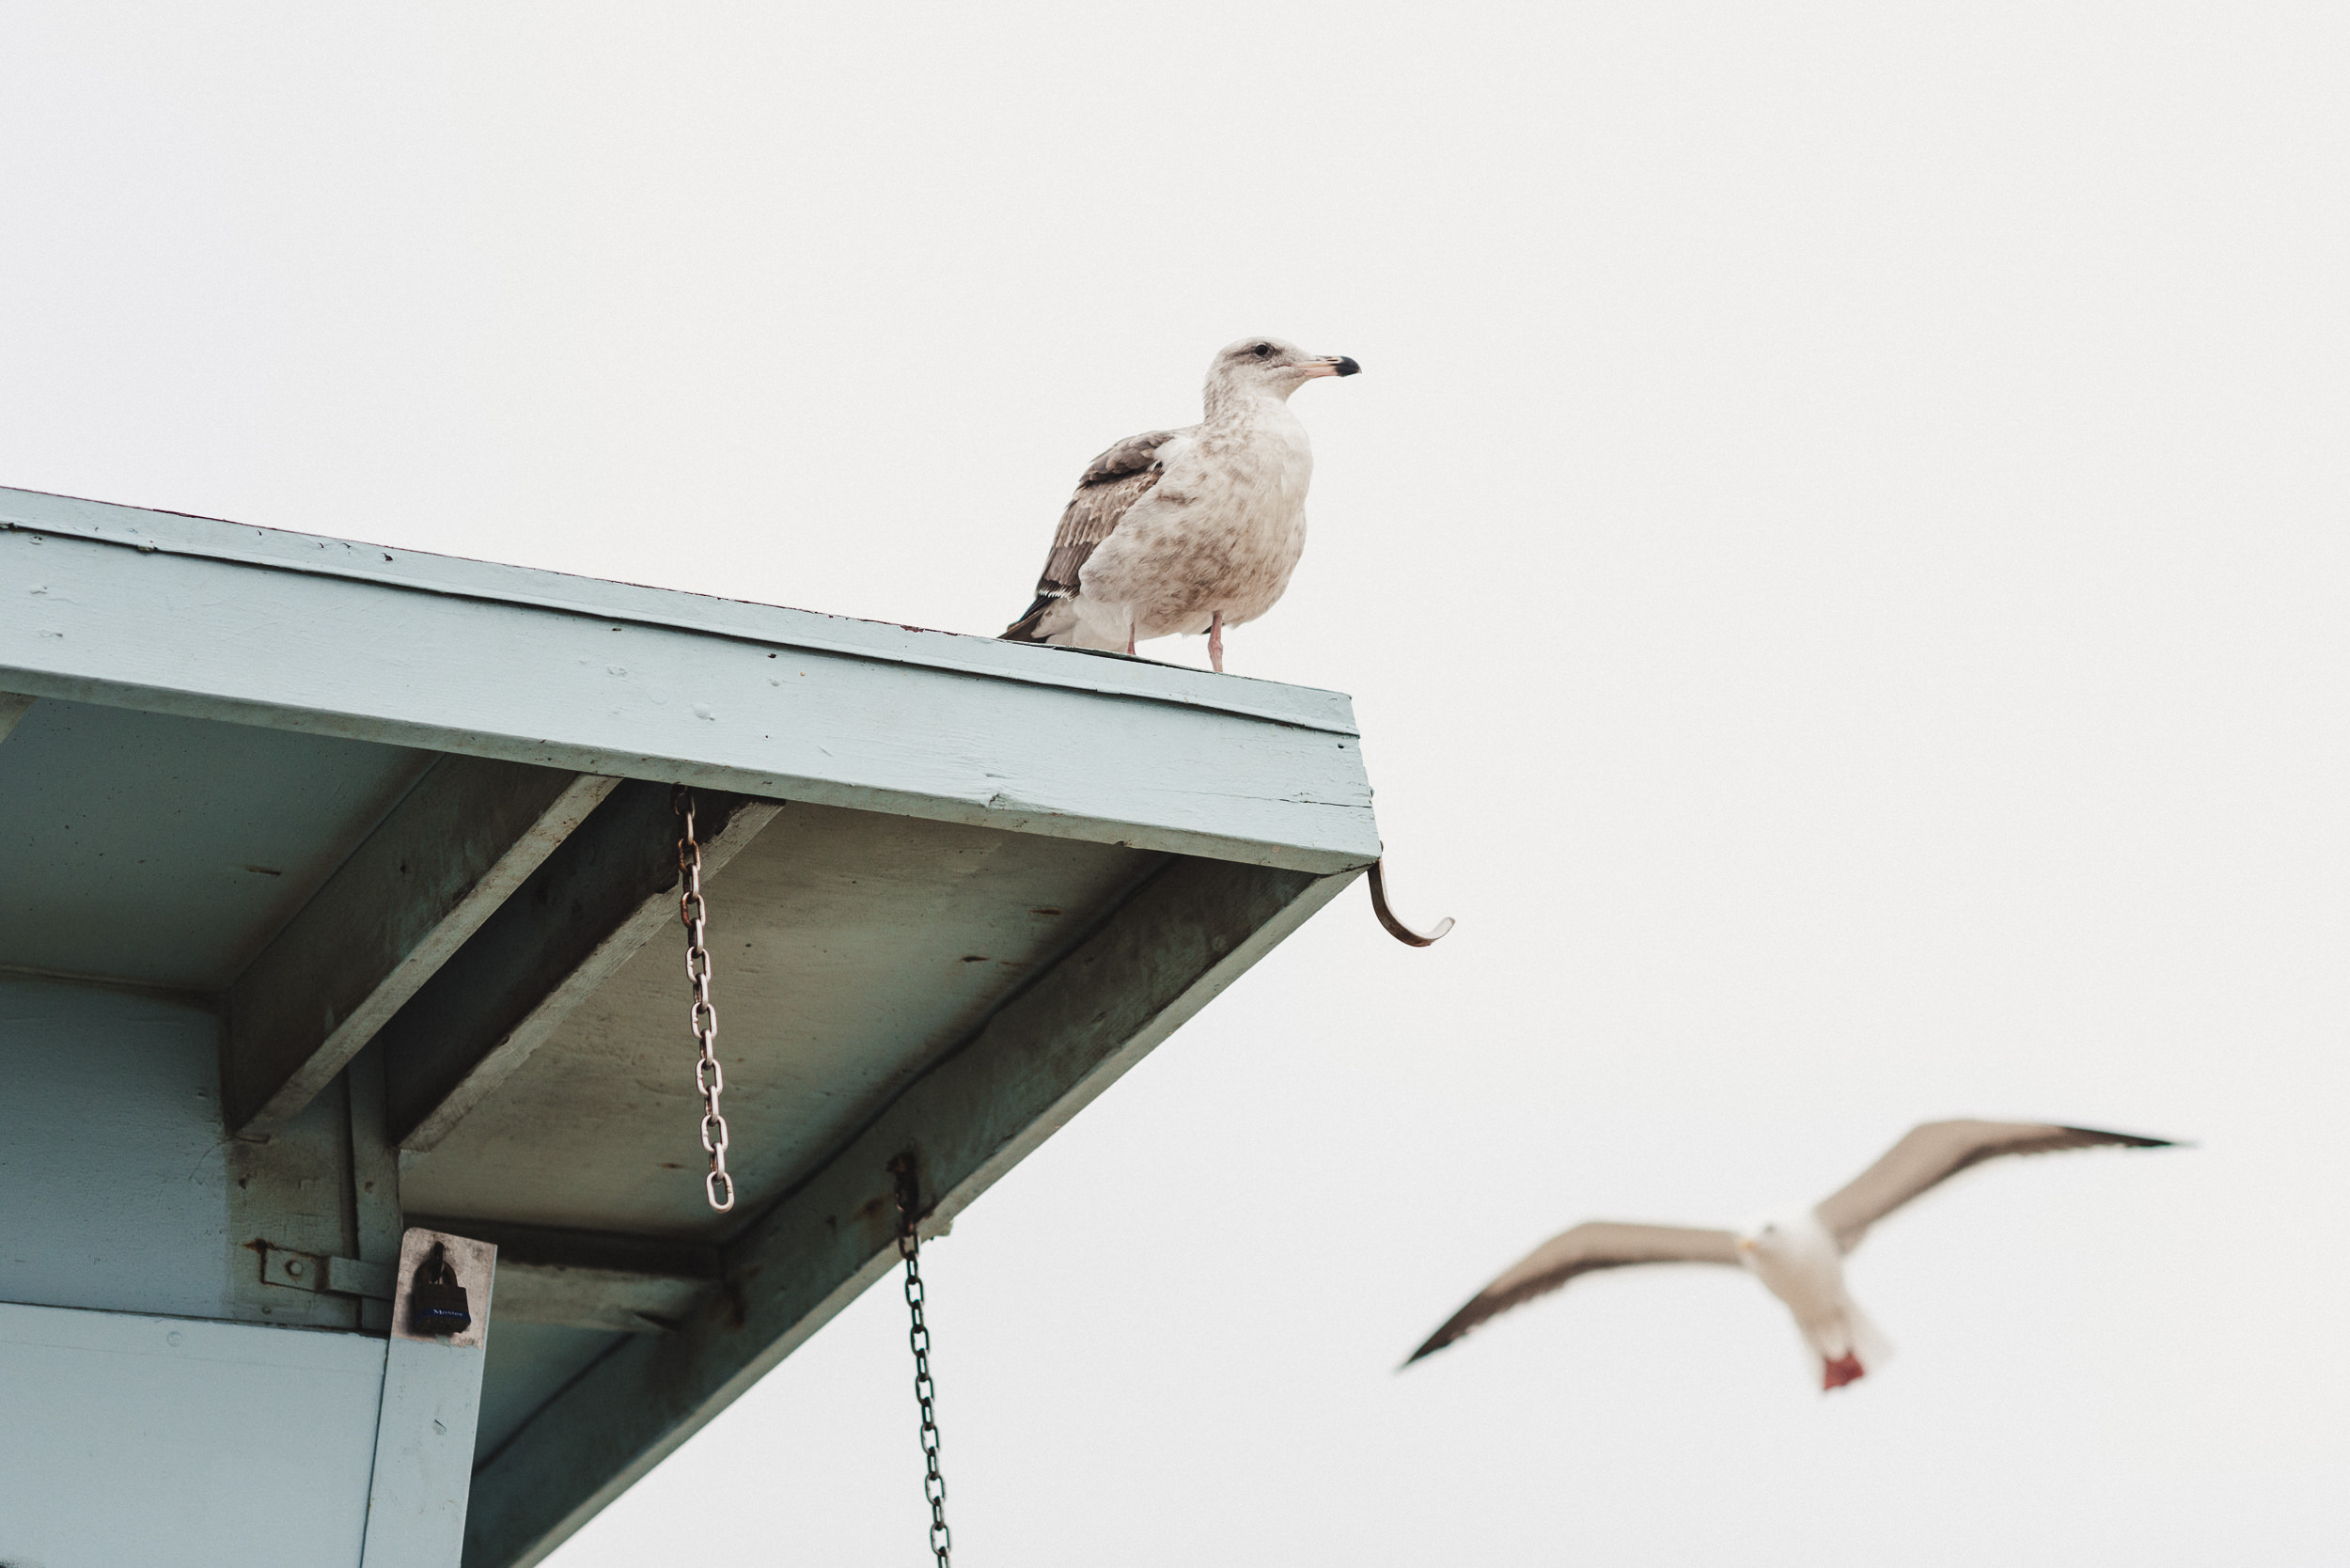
[361,1230,499,1568]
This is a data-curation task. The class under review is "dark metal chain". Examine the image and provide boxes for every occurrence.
[675,787,733,1212]
[892,1157,951,1567]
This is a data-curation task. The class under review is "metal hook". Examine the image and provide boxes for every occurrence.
[1367,857,1453,948]
[888,1152,921,1242]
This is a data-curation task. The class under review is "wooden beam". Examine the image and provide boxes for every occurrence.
[460,855,1355,1568]
[225,758,619,1135]
[380,783,780,1152]
[363,1228,499,1568]
[406,1217,719,1334]
[0,487,1378,874]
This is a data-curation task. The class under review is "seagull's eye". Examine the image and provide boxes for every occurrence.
[1251,342,1273,357]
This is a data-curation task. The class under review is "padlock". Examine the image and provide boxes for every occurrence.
[407,1245,473,1337]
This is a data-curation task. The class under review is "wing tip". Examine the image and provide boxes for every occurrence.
[2058,1125,2181,1150]
[1402,1315,1473,1368]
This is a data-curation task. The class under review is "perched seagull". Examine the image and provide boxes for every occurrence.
[1405,1120,2175,1390]
[1001,337,1360,671]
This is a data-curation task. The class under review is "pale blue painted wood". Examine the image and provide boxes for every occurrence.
[0,978,233,1320]
[471,1321,624,1466]
[0,486,1357,734]
[226,760,617,1135]
[363,1337,494,1566]
[462,859,1356,1568]
[361,1231,497,1568]
[0,973,367,1330]
[0,486,1379,873]
[0,698,431,989]
[396,801,1163,1236]
[0,481,1385,1559]
[0,1302,385,1567]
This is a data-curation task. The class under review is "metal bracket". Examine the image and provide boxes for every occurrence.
[888,1151,923,1238]
[259,1242,396,1301]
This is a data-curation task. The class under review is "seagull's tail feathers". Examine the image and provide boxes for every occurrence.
[1808,1297,1894,1393]
[1004,592,1135,651]
[1002,591,1080,644]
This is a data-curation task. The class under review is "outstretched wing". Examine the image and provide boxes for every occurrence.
[1813,1120,2175,1252]
[1002,428,1184,639]
[1405,1221,1742,1365]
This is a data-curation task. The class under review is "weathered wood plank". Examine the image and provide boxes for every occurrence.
[0,488,1379,873]
[0,491,1356,734]
[461,856,1355,1568]
[362,1229,499,1568]
[404,1216,719,1334]
[380,784,779,1152]
[226,759,618,1135]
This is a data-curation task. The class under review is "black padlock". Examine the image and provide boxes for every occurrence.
[407,1244,472,1337]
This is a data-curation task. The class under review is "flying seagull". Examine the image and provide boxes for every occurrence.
[1002,337,1359,671]
[1405,1120,2175,1389]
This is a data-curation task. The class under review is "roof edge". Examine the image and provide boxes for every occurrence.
[0,485,1359,738]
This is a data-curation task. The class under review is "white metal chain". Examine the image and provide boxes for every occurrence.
[676,787,733,1212]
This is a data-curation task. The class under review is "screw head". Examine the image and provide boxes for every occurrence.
[285,1259,306,1278]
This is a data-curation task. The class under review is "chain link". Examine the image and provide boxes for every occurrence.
[893,1163,951,1567]
[676,787,733,1212]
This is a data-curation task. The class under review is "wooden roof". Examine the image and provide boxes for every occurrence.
[0,484,1379,1567]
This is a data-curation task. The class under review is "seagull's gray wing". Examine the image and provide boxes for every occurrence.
[1001,428,1185,640]
[1404,1221,1742,1365]
[1812,1120,2175,1252]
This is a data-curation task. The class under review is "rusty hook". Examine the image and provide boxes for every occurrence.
[1368,857,1453,948]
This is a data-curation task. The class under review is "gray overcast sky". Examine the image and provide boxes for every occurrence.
[6,4,2345,1562]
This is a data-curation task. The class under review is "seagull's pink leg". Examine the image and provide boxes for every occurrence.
[1126,614,1136,657]
[1821,1354,1866,1391]
[1208,610,1225,673]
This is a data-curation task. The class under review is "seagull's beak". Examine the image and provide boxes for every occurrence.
[1297,355,1361,379]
